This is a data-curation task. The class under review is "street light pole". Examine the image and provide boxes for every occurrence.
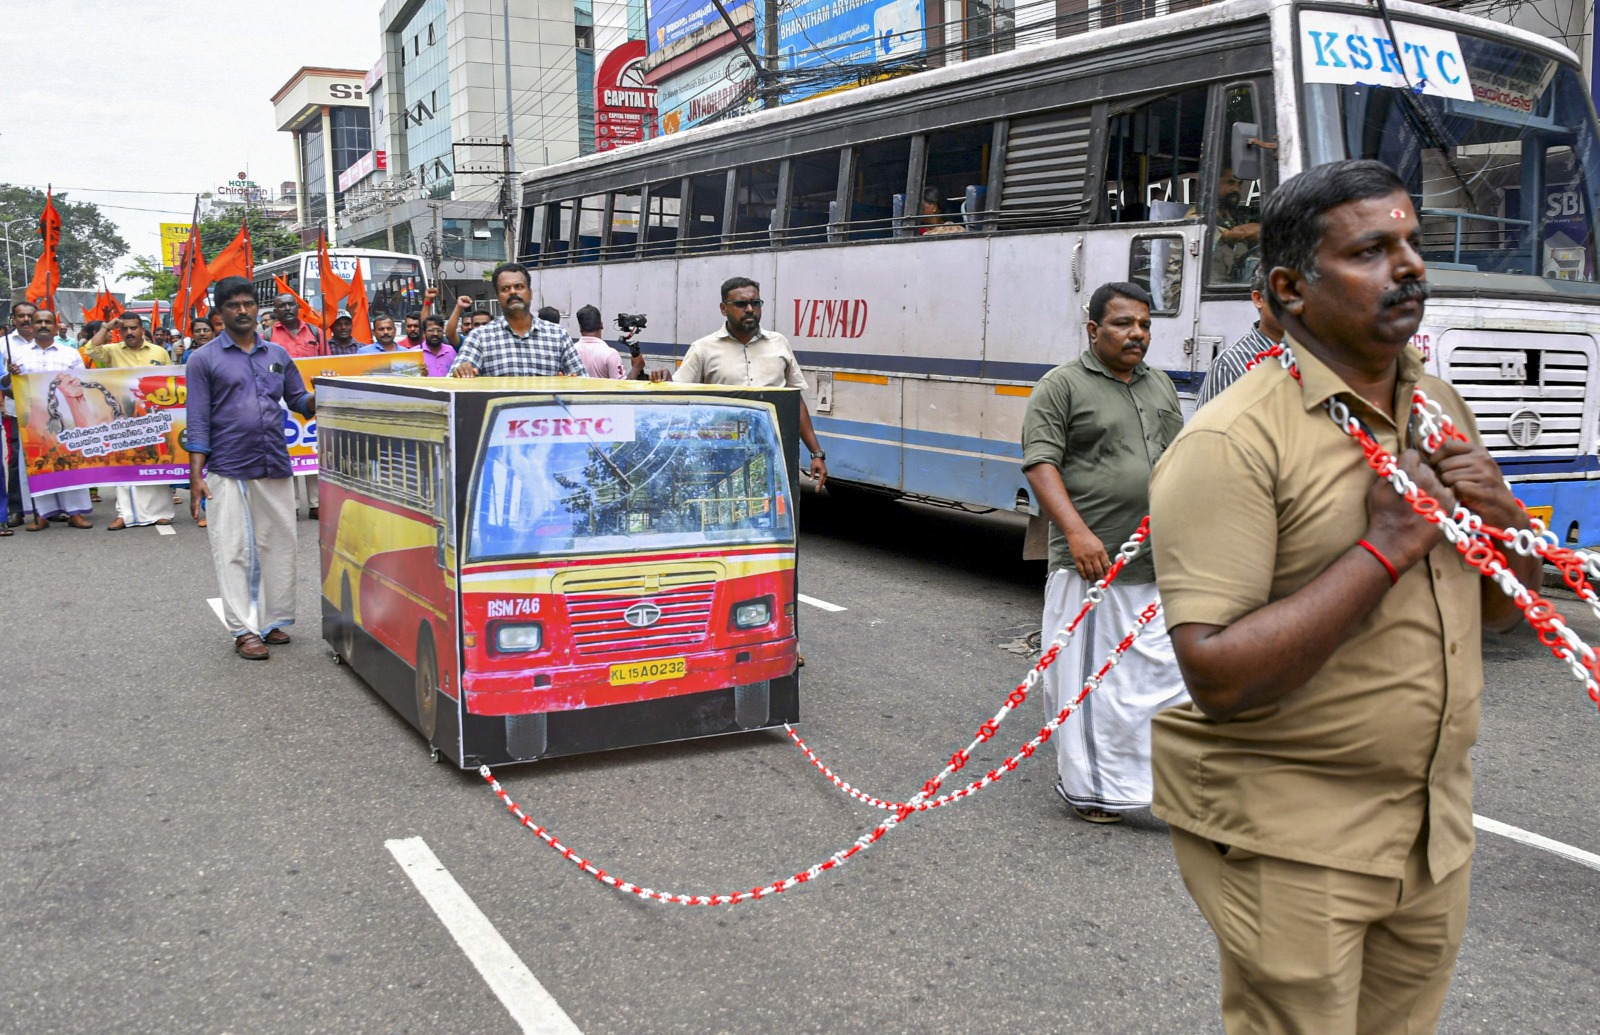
[3,216,35,296]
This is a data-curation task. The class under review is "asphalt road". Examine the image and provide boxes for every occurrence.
[2,489,1597,1033]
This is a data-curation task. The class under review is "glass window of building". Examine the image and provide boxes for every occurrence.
[300,121,326,223]
[398,0,452,199]
[442,218,507,261]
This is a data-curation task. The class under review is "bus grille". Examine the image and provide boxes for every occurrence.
[565,581,716,656]
[1443,346,1588,454]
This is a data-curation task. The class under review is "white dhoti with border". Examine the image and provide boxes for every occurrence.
[115,484,175,526]
[1041,567,1189,813]
[205,475,298,638]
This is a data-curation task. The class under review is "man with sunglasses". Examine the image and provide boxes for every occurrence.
[664,277,827,487]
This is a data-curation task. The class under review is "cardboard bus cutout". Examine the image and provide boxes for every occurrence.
[315,376,802,767]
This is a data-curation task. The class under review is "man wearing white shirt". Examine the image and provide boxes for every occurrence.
[1,301,36,527]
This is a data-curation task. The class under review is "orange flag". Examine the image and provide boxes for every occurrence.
[274,274,325,331]
[150,297,161,332]
[172,204,213,338]
[100,283,124,342]
[316,234,352,332]
[345,262,372,344]
[206,220,254,280]
[25,188,62,311]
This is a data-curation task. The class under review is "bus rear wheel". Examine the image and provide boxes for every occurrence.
[415,627,439,741]
[338,574,356,662]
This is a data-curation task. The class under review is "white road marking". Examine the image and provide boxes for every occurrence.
[1475,814,1600,874]
[386,837,583,1035]
[207,597,225,626]
[156,525,175,536]
[799,594,846,612]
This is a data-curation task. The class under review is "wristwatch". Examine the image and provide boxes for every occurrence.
[811,451,826,461]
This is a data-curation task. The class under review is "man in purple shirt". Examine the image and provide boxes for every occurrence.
[187,277,316,661]
[419,313,456,377]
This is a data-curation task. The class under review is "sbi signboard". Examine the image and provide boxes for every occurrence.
[760,0,924,104]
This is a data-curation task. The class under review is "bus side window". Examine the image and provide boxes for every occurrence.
[1208,82,1266,286]
[849,138,911,241]
[1129,234,1185,316]
[519,204,543,264]
[643,181,681,258]
[684,172,727,254]
[730,161,782,251]
[607,188,642,260]
[788,150,841,245]
[1103,87,1208,224]
[545,201,574,267]
[997,107,1094,230]
[574,196,604,263]
[921,122,993,234]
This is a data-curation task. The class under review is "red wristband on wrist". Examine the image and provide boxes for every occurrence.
[1357,539,1400,586]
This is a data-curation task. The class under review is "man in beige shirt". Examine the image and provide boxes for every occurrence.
[83,312,176,529]
[663,277,827,487]
[1148,160,1539,1033]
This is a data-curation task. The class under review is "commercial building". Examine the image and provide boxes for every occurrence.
[271,67,375,246]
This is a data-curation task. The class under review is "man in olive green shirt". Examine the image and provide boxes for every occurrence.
[1149,161,1539,1033]
[1021,281,1188,823]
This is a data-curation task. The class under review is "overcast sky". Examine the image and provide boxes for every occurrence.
[0,0,379,292]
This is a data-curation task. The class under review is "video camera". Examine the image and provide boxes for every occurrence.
[616,313,648,335]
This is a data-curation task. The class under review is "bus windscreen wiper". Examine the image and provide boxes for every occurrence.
[1373,0,1480,206]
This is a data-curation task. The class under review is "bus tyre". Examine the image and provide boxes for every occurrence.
[505,713,548,759]
[415,628,439,741]
[734,680,771,729]
[338,575,356,662]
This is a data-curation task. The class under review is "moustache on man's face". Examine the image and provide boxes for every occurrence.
[1380,280,1430,308]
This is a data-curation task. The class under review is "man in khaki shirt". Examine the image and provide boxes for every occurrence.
[83,312,177,528]
[664,276,827,487]
[1148,160,1539,1034]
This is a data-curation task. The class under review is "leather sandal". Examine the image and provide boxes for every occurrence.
[24,517,48,531]
[235,633,270,660]
[264,629,291,645]
[1072,806,1124,825]
[67,515,93,529]
[106,518,128,531]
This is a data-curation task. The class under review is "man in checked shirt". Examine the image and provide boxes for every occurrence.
[450,263,581,378]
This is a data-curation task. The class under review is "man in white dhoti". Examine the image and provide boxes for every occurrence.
[1021,282,1189,823]
[9,311,94,529]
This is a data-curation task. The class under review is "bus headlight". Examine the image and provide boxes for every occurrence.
[732,597,772,629]
[495,623,543,652]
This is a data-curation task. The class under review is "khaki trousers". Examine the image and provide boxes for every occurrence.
[1170,826,1469,1035]
[205,475,297,639]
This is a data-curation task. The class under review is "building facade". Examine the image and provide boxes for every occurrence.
[271,67,374,246]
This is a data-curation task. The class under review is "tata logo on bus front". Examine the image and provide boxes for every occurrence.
[792,299,869,339]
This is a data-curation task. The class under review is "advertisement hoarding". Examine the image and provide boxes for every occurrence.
[655,52,760,135]
[759,0,924,104]
[647,0,753,53]
[595,41,658,151]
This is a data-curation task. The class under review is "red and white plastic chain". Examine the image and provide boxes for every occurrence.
[786,520,1153,812]
[477,583,1164,904]
[1255,342,1600,706]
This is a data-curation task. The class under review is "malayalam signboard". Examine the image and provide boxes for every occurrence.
[655,52,760,135]
[647,0,752,53]
[759,0,924,104]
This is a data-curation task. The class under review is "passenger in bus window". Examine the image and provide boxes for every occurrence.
[573,305,625,379]
[1020,281,1188,825]
[919,187,965,236]
[450,263,583,378]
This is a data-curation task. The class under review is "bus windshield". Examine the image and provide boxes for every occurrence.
[302,254,427,314]
[468,399,795,561]
[1302,32,1600,282]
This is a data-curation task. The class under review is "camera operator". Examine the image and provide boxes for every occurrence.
[574,305,626,378]
[617,312,648,379]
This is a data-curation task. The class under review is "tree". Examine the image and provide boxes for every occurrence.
[121,255,179,301]
[194,208,302,268]
[0,184,128,298]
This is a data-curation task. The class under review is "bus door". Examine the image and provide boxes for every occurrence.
[1077,222,1203,382]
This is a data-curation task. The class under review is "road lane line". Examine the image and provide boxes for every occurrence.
[1475,815,1600,874]
[799,594,846,612]
[156,525,175,536]
[206,597,225,626]
[386,836,583,1035]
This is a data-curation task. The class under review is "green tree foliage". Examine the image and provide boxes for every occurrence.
[194,207,304,268]
[121,255,180,301]
[0,184,129,297]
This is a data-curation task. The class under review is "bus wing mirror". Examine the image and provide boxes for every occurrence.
[1230,122,1262,182]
